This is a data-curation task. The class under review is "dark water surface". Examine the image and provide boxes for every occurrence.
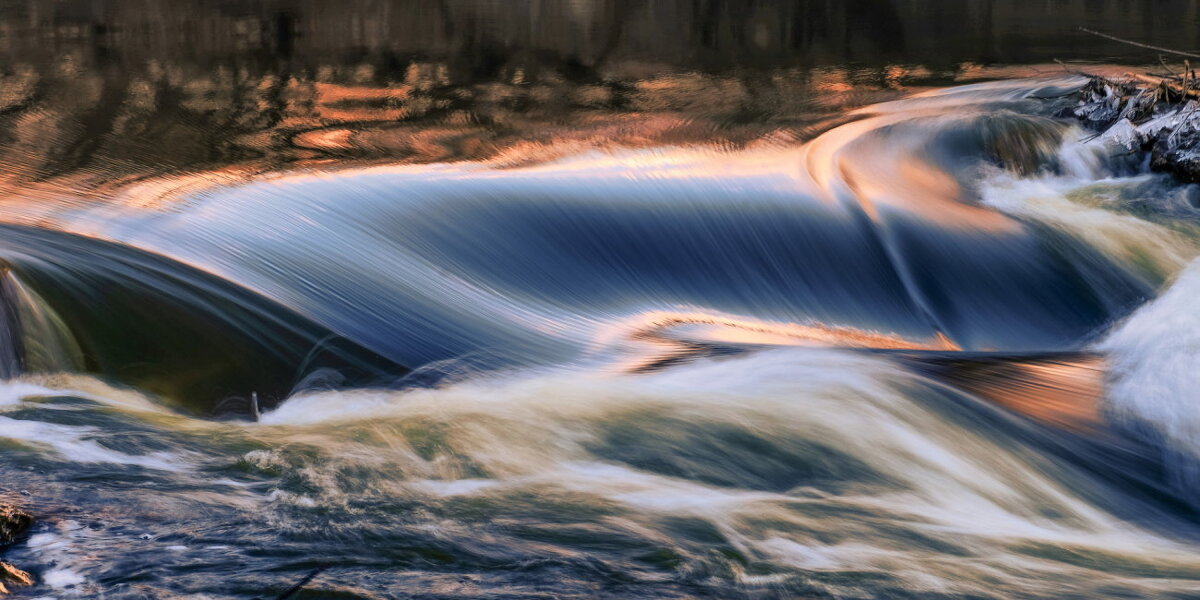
[4,2,1200,599]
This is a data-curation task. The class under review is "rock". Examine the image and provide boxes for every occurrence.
[1153,142,1200,182]
[1071,77,1147,131]
[0,507,31,547]
[0,562,32,594]
[0,506,34,595]
[1098,118,1141,151]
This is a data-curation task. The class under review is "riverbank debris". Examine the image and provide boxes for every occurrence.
[1064,68,1200,181]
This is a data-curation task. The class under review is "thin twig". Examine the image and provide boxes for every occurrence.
[1053,58,1101,78]
[274,565,329,600]
[1167,99,1200,147]
[1159,55,1178,78]
[1079,27,1200,59]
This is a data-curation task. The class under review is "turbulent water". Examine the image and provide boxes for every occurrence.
[7,68,1200,599]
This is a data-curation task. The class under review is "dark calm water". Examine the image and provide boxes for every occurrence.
[4,2,1200,598]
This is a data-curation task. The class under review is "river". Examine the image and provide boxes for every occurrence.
[1,2,1200,598]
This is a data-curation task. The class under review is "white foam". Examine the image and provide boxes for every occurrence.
[413,478,500,497]
[41,569,83,589]
[0,381,62,407]
[981,171,1197,281]
[24,522,91,594]
[262,349,1190,570]
[1100,259,1200,489]
[0,374,171,415]
[0,416,184,471]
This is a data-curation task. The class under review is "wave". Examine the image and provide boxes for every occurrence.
[4,348,1200,597]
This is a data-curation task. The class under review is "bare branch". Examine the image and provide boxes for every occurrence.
[1079,27,1200,60]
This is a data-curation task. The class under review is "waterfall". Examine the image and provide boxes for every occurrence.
[0,267,83,378]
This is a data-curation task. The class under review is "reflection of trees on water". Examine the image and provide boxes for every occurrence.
[1,0,1199,199]
[4,0,1198,69]
[0,51,936,194]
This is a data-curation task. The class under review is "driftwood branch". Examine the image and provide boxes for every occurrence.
[1079,27,1200,60]
[1126,72,1200,98]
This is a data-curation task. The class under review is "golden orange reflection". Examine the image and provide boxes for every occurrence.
[920,355,1105,432]
[0,57,1023,217]
[0,54,1090,246]
[600,309,957,373]
[799,108,1024,233]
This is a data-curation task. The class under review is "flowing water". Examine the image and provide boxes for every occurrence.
[5,2,1200,599]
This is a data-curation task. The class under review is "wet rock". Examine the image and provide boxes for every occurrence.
[1065,76,1200,182]
[0,562,32,595]
[1152,137,1200,182]
[1075,99,1120,129]
[1071,76,1152,131]
[0,507,30,547]
[0,506,34,595]
[1098,118,1141,150]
